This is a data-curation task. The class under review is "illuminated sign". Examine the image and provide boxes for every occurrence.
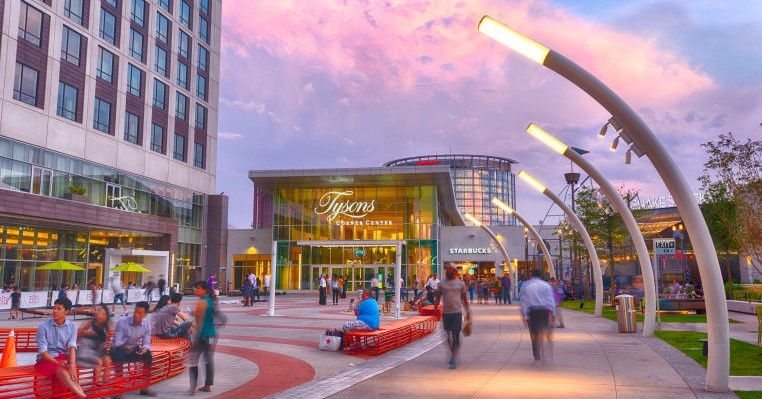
[654,239,676,255]
[449,248,492,254]
[314,191,375,221]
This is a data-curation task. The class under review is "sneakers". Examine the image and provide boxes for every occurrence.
[448,359,457,369]
[198,386,211,392]
[139,388,157,396]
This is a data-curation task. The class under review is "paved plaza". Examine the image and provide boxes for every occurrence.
[6,293,762,398]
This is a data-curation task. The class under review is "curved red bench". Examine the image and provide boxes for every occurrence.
[0,328,189,399]
[343,315,437,356]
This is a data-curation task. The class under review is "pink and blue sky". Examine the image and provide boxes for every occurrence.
[217,0,762,228]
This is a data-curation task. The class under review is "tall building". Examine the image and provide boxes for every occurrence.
[0,0,224,292]
[384,155,518,226]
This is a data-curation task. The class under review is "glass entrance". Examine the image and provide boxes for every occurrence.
[310,264,391,293]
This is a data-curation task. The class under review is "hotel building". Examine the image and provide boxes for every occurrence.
[0,0,225,292]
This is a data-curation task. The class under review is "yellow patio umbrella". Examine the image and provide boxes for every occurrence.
[37,260,86,271]
[110,262,151,273]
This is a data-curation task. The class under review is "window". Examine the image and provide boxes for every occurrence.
[173,133,186,161]
[18,2,43,46]
[194,142,204,168]
[127,64,142,96]
[61,26,82,66]
[158,0,170,12]
[64,0,84,24]
[93,98,112,133]
[178,30,190,58]
[104,0,117,7]
[199,0,209,15]
[130,0,145,26]
[195,103,206,129]
[96,47,115,83]
[196,74,207,100]
[155,46,168,77]
[156,13,170,43]
[179,0,191,27]
[176,92,187,120]
[13,63,39,106]
[129,28,144,60]
[99,8,117,44]
[153,79,167,109]
[177,62,188,89]
[197,45,208,72]
[199,17,209,44]
[57,82,78,121]
[124,111,140,144]
[151,124,165,153]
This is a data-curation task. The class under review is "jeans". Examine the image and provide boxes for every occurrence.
[160,321,192,340]
[189,337,215,389]
[502,288,512,304]
[527,307,551,361]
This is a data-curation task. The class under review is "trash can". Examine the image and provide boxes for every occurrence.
[615,294,637,333]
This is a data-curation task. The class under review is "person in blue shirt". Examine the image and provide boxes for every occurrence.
[342,289,379,332]
[110,301,156,397]
[35,297,87,399]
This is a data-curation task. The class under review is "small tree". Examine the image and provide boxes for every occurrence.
[699,132,762,277]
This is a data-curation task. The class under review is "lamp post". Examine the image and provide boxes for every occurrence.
[517,170,604,317]
[491,198,555,279]
[526,123,657,336]
[464,213,516,295]
[524,228,529,280]
[478,16,729,390]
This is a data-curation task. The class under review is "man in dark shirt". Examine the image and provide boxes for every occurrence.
[9,286,21,320]
[157,275,167,297]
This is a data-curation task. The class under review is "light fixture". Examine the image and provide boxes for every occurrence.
[598,123,608,139]
[526,123,568,155]
[517,170,546,193]
[490,197,515,215]
[609,136,620,152]
[598,117,623,139]
[477,16,549,65]
[464,213,482,227]
[625,149,632,164]
[630,143,645,158]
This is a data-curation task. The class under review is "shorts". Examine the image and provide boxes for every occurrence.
[11,302,20,311]
[113,292,125,305]
[34,353,69,379]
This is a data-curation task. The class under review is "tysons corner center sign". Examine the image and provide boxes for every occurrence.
[313,190,393,226]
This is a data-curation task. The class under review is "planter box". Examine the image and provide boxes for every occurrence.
[63,193,90,204]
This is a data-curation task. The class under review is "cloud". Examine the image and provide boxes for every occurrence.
[219,98,266,113]
[218,131,244,140]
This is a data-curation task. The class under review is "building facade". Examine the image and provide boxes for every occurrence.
[0,0,224,293]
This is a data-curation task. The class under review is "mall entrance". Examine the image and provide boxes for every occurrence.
[310,263,400,292]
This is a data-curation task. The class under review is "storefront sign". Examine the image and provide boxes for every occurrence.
[654,238,676,255]
[314,190,375,221]
[449,247,492,254]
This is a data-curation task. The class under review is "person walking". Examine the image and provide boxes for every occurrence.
[157,275,167,297]
[413,275,420,300]
[189,281,217,394]
[370,275,379,301]
[434,262,470,369]
[331,274,340,305]
[318,274,327,305]
[111,276,128,316]
[242,278,252,307]
[500,271,512,305]
[550,277,565,328]
[520,269,556,364]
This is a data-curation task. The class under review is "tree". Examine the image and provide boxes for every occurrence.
[699,132,762,277]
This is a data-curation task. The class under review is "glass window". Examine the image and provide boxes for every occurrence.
[155,46,168,77]
[93,98,112,133]
[180,0,191,28]
[173,133,186,161]
[64,0,84,25]
[57,82,78,121]
[99,8,117,44]
[129,28,144,60]
[199,17,209,44]
[124,111,140,144]
[195,103,206,130]
[61,26,82,66]
[153,79,167,109]
[96,47,115,83]
[156,12,170,43]
[13,63,39,106]
[127,64,142,97]
[151,123,165,153]
[193,142,204,168]
[177,62,188,89]
[197,45,208,72]
[176,92,187,120]
[18,2,43,46]
[158,0,170,12]
[196,74,207,100]
[130,0,145,27]
[199,0,209,15]
[178,30,190,58]
[104,0,117,7]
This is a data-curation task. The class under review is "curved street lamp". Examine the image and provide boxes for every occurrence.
[464,213,517,299]
[478,16,729,391]
[526,123,657,336]
[517,170,604,317]
[490,198,556,279]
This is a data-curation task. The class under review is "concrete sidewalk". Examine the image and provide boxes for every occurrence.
[5,294,760,398]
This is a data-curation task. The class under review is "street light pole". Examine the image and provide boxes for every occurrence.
[478,16,729,390]
[491,198,555,279]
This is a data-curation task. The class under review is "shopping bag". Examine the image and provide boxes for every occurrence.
[462,319,472,337]
[319,333,342,351]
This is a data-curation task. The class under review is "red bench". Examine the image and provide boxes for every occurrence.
[344,316,437,356]
[419,304,443,320]
[0,328,189,399]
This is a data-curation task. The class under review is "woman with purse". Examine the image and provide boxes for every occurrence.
[434,263,471,369]
[189,280,217,394]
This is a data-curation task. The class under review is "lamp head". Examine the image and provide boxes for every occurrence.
[625,149,632,164]
[478,16,550,65]
[491,198,515,215]
[598,123,608,139]
[464,213,482,227]
[610,136,620,152]
[526,123,568,155]
[518,170,547,193]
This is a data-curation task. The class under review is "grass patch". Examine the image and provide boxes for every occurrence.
[654,330,762,376]
[559,300,742,323]
[736,392,762,399]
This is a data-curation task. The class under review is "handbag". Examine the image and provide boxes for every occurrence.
[319,329,343,351]
[462,319,472,337]
[213,303,228,327]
